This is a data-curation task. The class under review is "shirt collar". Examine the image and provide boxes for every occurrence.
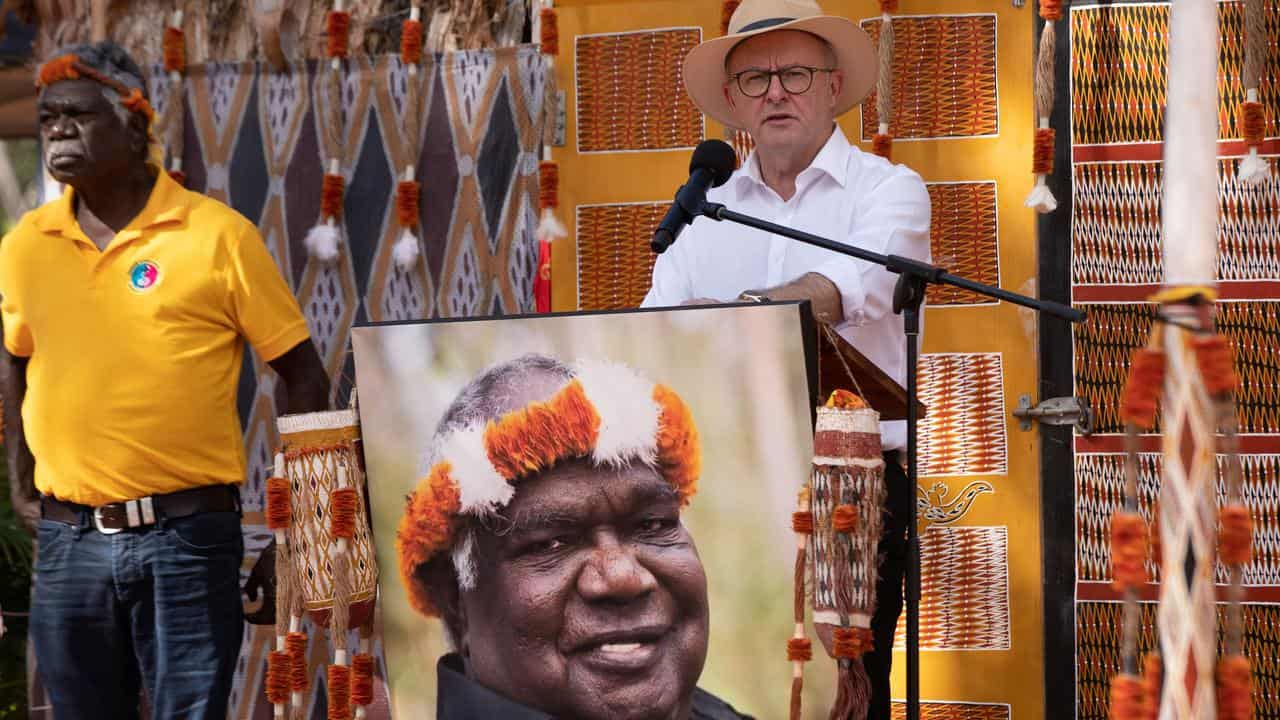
[734,125,850,193]
[436,653,551,720]
[34,169,190,243]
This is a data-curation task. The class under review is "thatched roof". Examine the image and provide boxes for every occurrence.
[15,0,526,68]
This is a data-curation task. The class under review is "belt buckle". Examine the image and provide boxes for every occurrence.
[93,506,123,535]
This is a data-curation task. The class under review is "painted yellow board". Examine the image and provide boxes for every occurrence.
[551,0,1043,716]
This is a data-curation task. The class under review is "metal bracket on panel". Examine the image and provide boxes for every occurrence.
[1013,394,1093,435]
[553,90,567,147]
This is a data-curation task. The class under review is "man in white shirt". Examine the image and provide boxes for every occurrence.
[642,0,931,716]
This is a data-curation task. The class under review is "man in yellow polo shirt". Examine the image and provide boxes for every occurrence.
[0,42,330,719]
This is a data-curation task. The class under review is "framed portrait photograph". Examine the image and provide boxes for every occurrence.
[352,303,834,718]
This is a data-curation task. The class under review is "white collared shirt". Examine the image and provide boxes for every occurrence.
[642,127,932,450]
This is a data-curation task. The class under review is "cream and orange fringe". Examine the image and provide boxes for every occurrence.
[305,0,352,264]
[392,2,426,271]
[1237,0,1268,185]
[871,0,895,161]
[1025,0,1062,213]
[161,11,187,186]
[535,0,566,312]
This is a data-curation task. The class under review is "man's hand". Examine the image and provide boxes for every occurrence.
[751,273,844,324]
[2,343,38,536]
[243,537,277,625]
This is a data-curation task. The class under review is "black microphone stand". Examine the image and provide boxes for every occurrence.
[692,200,1085,720]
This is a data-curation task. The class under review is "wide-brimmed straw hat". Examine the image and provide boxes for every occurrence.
[683,0,877,129]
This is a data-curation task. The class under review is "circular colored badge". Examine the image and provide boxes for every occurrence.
[129,260,161,293]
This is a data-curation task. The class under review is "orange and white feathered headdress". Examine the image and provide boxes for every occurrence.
[396,361,701,617]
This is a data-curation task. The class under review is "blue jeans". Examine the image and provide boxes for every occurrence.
[30,510,244,720]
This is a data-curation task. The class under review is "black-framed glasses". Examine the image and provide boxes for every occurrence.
[730,65,835,98]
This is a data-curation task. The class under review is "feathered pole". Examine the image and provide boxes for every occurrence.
[392,3,425,272]
[162,10,186,185]
[265,453,294,719]
[305,0,351,264]
[871,0,895,161]
[788,488,814,720]
[1025,0,1063,212]
[534,0,565,313]
[1151,0,1223,716]
[1236,0,1268,185]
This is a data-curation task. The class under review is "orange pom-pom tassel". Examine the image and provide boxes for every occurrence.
[321,173,345,220]
[1141,654,1161,720]
[1109,674,1144,720]
[396,180,421,228]
[266,477,292,530]
[832,504,859,533]
[872,133,893,161]
[266,650,291,704]
[1033,128,1056,175]
[540,7,559,55]
[786,637,813,662]
[36,55,80,87]
[351,653,375,706]
[1216,655,1252,720]
[792,511,814,534]
[826,389,868,409]
[539,161,559,211]
[163,27,185,73]
[1110,511,1149,591]
[720,0,742,35]
[878,0,898,14]
[168,169,187,187]
[401,19,424,65]
[1119,348,1165,429]
[831,627,873,658]
[287,632,309,692]
[1241,101,1265,147]
[1220,503,1253,566]
[327,665,351,720]
[1191,334,1237,397]
[330,486,358,540]
[1039,0,1063,21]
[121,88,155,121]
[326,11,351,59]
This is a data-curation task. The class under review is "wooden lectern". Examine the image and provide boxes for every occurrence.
[813,320,924,421]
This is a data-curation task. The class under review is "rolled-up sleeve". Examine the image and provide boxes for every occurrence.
[811,169,931,327]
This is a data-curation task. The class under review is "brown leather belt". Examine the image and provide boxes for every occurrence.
[41,484,240,535]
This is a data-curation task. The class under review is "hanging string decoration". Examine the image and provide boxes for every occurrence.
[534,0,565,313]
[872,0,896,161]
[305,1,352,264]
[1025,0,1063,212]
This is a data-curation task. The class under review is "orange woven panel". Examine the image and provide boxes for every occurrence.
[1076,603,1280,719]
[926,182,998,306]
[575,29,704,151]
[916,353,1007,477]
[893,526,1010,650]
[860,15,998,140]
[890,702,1010,720]
[1072,4,1280,145]
[576,203,665,309]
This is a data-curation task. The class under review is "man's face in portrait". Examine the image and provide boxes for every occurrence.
[457,457,710,720]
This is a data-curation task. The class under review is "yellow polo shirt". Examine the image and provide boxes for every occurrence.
[0,171,311,506]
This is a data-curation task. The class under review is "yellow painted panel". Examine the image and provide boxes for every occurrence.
[550,1,1043,715]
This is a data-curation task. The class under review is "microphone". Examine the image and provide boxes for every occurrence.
[651,139,738,254]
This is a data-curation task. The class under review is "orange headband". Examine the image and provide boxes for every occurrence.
[396,363,701,617]
[36,54,155,123]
